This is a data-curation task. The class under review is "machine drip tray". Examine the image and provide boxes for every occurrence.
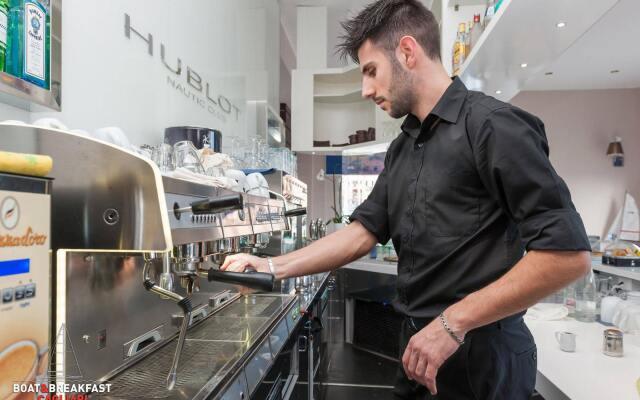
[96,294,295,400]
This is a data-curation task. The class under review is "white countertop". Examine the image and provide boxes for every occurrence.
[526,315,640,400]
[342,257,397,275]
[343,259,640,398]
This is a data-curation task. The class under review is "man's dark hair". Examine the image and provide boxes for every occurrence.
[337,0,441,64]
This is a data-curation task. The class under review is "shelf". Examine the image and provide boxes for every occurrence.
[448,0,487,7]
[0,71,60,111]
[299,140,390,154]
[313,89,363,103]
[455,0,620,101]
[592,261,640,282]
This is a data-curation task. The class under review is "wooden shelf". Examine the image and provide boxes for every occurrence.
[454,0,620,101]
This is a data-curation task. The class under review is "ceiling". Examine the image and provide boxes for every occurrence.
[279,0,640,91]
[279,0,433,68]
[524,0,640,91]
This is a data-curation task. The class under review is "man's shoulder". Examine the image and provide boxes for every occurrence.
[466,90,512,119]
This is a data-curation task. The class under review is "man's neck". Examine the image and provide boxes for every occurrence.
[411,64,453,122]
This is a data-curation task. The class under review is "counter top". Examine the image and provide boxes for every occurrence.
[526,315,640,400]
[592,259,640,281]
[343,257,397,275]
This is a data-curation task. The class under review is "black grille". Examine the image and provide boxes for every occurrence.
[353,296,402,358]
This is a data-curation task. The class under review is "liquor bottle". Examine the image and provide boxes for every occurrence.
[464,21,471,58]
[7,0,49,88]
[483,0,496,30]
[469,14,482,53]
[0,0,7,71]
[451,23,466,76]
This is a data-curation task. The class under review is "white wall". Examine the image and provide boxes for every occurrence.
[0,0,280,148]
[313,100,374,144]
[512,88,640,238]
[297,153,336,223]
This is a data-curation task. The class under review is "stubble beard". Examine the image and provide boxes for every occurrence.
[388,57,416,119]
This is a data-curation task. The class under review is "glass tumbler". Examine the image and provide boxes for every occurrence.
[152,143,175,173]
[173,140,205,174]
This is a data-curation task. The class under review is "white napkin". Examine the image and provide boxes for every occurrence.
[525,303,569,321]
[245,172,269,197]
[199,150,234,170]
[169,167,241,191]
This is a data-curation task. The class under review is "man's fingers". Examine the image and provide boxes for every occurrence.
[425,363,438,395]
[401,344,412,379]
[226,260,248,272]
[414,354,427,378]
[406,346,420,381]
[220,255,238,270]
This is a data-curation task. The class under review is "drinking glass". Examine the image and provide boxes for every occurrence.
[152,143,175,173]
[173,140,205,174]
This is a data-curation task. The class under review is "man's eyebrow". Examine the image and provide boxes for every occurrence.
[361,62,375,74]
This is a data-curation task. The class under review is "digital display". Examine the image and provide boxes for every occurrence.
[0,259,30,277]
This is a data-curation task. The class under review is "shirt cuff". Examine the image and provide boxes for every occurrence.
[349,200,390,244]
[518,209,591,251]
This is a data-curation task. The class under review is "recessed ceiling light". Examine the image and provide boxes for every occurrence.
[520,63,528,68]
[495,90,502,94]
[610,69,620,74]
[312,151,316,155]
[545,72,553,76]
[556,22,566,28]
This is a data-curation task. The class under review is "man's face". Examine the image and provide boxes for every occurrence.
[358,39,415,119]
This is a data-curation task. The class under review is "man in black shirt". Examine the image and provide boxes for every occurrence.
[222,1,591,398]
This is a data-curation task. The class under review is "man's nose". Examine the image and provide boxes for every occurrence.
[362,80,375,99]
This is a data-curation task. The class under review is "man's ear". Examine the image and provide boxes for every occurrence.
[397,36,418,69]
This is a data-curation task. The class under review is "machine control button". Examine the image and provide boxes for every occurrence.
[2,288,13,303]
[24,284,36,298]
[14,286,25,300]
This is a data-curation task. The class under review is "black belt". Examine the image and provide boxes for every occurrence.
[408,312,524,334]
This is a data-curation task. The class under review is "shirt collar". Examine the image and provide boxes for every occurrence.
[401,77,468,139]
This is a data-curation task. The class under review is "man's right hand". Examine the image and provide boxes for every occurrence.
[220,253,270,274]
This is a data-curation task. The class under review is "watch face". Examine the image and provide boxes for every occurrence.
[0,196,20,230]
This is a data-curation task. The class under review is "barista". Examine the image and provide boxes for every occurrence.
[221,1,591,399]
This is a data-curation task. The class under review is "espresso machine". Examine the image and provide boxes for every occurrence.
[0,123,304,399]
[264,171,308,255]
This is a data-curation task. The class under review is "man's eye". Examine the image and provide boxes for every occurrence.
[369,69,376,77]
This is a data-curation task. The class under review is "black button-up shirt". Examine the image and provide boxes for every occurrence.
[350,78,590,319]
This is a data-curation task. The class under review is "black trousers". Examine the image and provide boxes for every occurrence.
[393,315,537,400]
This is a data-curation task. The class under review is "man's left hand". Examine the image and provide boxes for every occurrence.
[401,315,465,395]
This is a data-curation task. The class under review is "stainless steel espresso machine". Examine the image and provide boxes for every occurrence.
[0,123,308,400]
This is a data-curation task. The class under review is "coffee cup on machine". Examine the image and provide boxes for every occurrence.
[0,340,49,400]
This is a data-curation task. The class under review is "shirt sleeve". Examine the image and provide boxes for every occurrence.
[472,106,591,251]
[349,151,391,244]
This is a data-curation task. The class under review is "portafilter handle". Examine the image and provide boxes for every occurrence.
[284,207,307,217]
[207,269,275,292]
[174,193,244,217]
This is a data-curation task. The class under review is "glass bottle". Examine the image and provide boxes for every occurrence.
[483,0,496,30]
[6,0,49,88]
[451,22,466,76]
[574,267,597,322]
[0,0,8,71]
[469,13,482,53]
[464,21,472,58]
